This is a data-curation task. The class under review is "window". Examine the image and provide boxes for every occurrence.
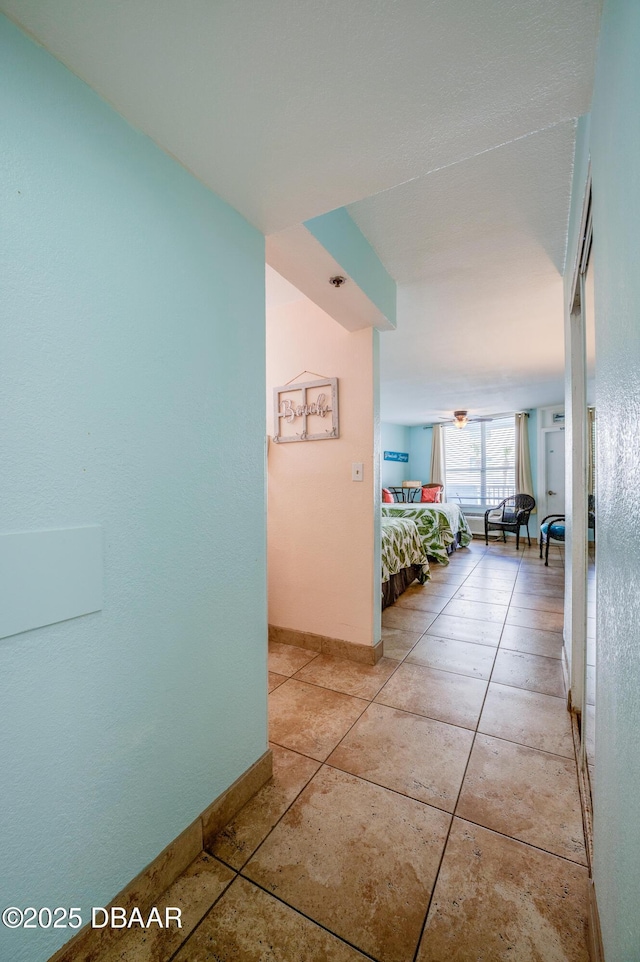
[443,415,515,508]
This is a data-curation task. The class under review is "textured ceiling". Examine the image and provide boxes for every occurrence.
[1,0,600,232]
[350,120,579,422]
[349,122,577,284]
[2,0,602,422]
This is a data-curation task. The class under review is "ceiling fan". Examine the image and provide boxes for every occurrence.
[438,410,494,430]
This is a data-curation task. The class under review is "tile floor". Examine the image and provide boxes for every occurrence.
[97,538,591,962]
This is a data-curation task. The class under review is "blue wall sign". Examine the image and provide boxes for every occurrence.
[384,451,409,463]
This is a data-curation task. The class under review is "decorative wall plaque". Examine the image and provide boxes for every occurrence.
[272,377,339,443]
[384,451,409,462]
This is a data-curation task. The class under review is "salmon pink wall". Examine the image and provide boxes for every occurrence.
[267,298,378,647]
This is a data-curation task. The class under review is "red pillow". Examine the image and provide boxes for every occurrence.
[421,486,441,503]
[382,488,394,503]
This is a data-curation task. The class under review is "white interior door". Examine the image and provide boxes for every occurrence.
[545,429,565,516]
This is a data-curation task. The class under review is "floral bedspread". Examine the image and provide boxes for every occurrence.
[381,517,430,584]
[381,502,472,566]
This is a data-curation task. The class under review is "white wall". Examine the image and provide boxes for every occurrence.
[561,4,640,957]
[583,1,640,956]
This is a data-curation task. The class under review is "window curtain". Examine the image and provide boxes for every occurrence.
[588,407,596,496]
[515,412,535,505]
[430,424,444,486]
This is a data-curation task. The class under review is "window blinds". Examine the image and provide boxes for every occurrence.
[443,416,516,507]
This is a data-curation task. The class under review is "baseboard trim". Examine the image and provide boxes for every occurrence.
[587,879,605,962]
[562,643,571,702]
[201,750,273,847]
[570,708,594,872]
[269,624,383,665]
[48,749,272,962]
[569,712,601,960]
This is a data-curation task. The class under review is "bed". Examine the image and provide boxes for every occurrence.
[381,516,430,608]
[381,502,472,566]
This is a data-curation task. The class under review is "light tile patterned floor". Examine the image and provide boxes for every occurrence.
[96,539,590,962]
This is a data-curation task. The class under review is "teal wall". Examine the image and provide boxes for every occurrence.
[304,207,397,327]
[0,17,267,962]
[380,423,433,489]
[380,423,411,486]
[410,426,432,484]
[584,1,640,956]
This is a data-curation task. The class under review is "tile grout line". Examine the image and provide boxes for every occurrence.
[166,867,238,962]
[474,549,582,798]
[468,728,576,762]
[259,553,494,961]
[276,672,373,702]
[409,553,507,960]
[248,632,424,894]
[236,874,384,962]
[169,866,380,962]
[320,758,459,815]
[211,754,324,877]
[410,542,527,960]
[266,550,485,962]
[264,543,572,962]
[413,545,585,956]
[446,812,590,870]
[261,556,485,961]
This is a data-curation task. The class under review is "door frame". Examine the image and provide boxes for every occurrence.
[565,172,592,746]
[537,410,566,521]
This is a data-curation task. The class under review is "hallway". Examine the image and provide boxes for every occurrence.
[94,538,589,962]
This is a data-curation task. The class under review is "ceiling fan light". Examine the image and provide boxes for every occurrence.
[453,410,468,429]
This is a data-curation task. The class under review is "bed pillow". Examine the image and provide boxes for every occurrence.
[420,486,441,503]
[382,488,394,503]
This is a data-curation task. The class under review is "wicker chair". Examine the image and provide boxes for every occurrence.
[484,494,536,549]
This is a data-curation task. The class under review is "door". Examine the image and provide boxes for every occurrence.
[545,429,565,516]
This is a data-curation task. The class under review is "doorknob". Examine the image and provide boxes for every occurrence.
[548,490,557,496]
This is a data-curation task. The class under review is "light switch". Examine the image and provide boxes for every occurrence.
[352,462,364,481]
